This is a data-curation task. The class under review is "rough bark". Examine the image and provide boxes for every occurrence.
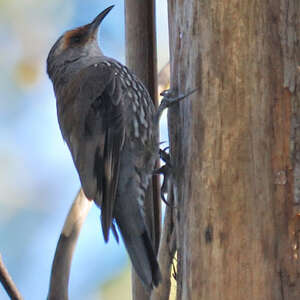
[124,1,161,299]
[167,0,300,299]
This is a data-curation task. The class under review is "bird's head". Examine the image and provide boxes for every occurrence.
[47,5,114,79]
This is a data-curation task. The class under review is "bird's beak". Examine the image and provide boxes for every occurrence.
[89,5,114,37]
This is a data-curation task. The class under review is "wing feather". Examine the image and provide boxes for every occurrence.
[58,62,125,241]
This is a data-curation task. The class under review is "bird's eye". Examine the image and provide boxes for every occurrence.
[70,34,82,44]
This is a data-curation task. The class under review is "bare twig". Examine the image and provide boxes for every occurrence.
[0,254,23,300]
[48,189,92,300]
[151,190,176,300]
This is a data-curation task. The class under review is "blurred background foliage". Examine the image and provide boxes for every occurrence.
[0,0,169,299]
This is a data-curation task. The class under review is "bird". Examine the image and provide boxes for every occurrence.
[47,5,161,289]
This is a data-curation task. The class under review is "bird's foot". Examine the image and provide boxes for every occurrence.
[156,87,199,119]
[154,147,176,207]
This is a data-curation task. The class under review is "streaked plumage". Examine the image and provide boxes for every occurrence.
[47,6,161,288]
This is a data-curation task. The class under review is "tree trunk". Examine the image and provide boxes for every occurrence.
[124,1,160,299]
[167,0,300,299]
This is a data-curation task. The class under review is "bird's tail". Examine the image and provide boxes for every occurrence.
[114,203,161,289]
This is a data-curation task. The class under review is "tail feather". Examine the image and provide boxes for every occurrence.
[115,209,161,288]
[112,150,161,288]
[141,231,161,287]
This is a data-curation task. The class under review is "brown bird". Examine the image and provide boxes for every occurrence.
[47,6,161,288]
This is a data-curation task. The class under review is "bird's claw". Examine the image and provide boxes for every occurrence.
[156,87,199,121]
[159,147,171,165]
[154,148,176,207]
[160,87,199,108]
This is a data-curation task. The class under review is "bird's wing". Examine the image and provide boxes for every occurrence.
[58,62,125,242]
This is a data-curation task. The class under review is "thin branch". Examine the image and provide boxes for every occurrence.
[151,190,176,300]
[0,254,23,300]
[125,0,160,299]
[48,189,92,300]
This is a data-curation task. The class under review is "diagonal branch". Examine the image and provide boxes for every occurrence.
[0,254,23,300]
[48,189,92,300]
